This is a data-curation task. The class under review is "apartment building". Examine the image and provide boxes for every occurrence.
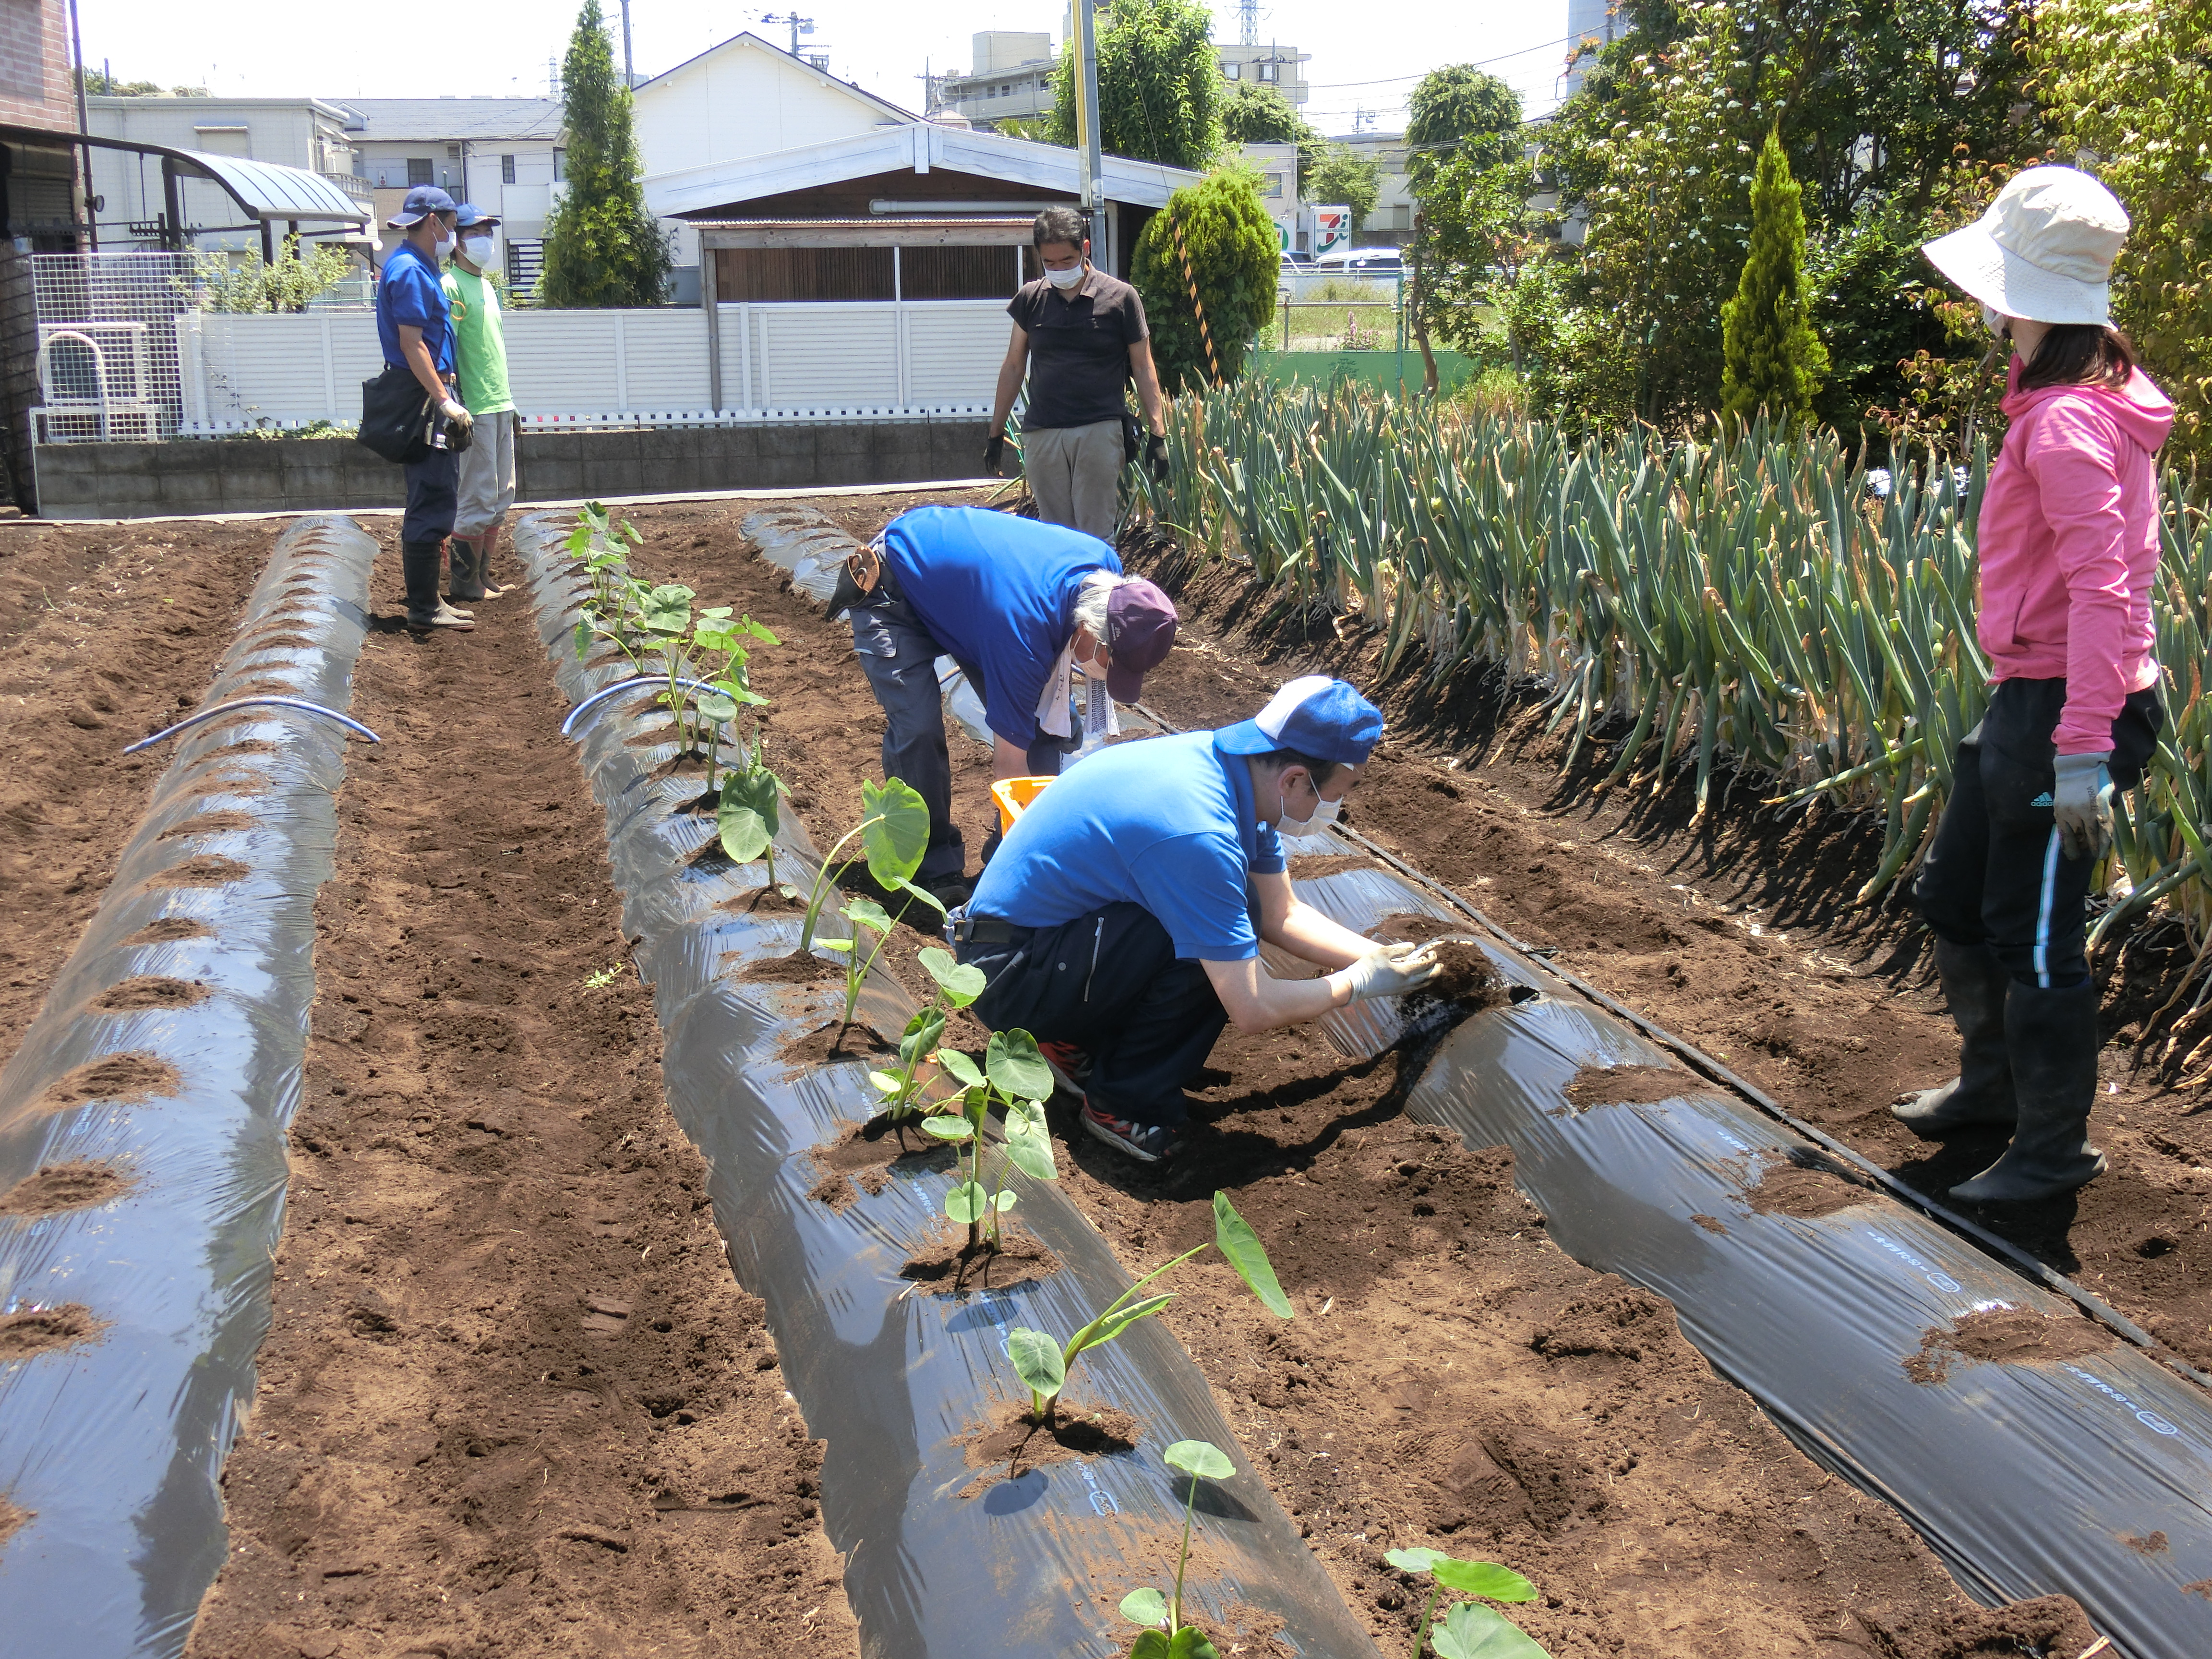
[942,29,1310,128]
[331,98,564,287]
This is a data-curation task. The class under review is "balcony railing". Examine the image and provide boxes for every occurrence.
[321,172,375,205]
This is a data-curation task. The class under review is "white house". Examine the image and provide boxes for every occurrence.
[85,95,370,253]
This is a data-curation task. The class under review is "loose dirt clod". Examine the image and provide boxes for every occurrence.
[733,950,842,985]
[0,1304,106,1358]
[27,1051,180,1118]
[123,918,215,945]
[1902,1307,2119,1386]
[776,1019,894,1070]
[146,855,249,890]
[0,1160,131,1216]
[1563,1062,1701,1109]
[1744,1150,1883,1218]
[955,1399,1141,1496]
[1288,854,1374,878]
[90,975,210,1013]
[0,1498,28,1548]
[2120,1529,2169,1554]
[718,884,807,915]
[898,1217,1060,1295]
[155,812,257,840]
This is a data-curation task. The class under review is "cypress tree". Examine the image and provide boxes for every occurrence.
[1130,169,1277,394]
[1719,128,1828,425]
[540,0,670,308]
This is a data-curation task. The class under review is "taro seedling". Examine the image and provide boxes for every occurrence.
[1382,1549,1548,1659]
[1117,1439,1236,1659]
[796,778,940,951]
[817,896,897,1026]
[868,947,986,1123]
[717,762,787,889]
[1005,1192,1291,1425]
[921,1029,1057,1251]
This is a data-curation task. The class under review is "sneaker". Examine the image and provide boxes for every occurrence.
[1080,1100,1178,1164]
[1037,1039,1093,1094]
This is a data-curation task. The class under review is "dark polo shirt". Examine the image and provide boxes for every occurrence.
[1008,266,1149,431]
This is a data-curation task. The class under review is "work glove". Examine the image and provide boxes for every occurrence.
[1339,941,1442,1003]
[1145,431,1170,484]
[2052,750,2116,862]
[984,430,1007,473]
[439,397,474,434]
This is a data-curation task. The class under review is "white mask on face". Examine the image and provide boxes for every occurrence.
[1276,773,1342,837]
[1980,301,2007,337]
[433,232,456,260]
[1044,261,1084,290]
[462,235,495,266]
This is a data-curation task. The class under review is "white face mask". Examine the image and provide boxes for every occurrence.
[1044,261,1084,290]
[433,232,456,259]
[1980,301,2008,337]
[1276,772,1342,836]
[462,235,495,266]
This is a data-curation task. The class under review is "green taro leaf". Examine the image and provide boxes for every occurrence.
[1385,1548,1452,1576]
[1002,1103,1058,1181]
[867,1069,902,1095]
[573,618,591,658]
[697,606,733,621]
[695,690,738,725]
[717,804,772,866]
[944,1179,988,1223]
[1167,1631,1220,1659]
[994,1188,1017,1212]
[860,777,931,888]
[842,896,894,937]
[1431,1560,1537,1603]
[1118,1587,1170,1628]
[922,1116,974,1142]
[892,876,947,916]
[818,937,854,955]
[1429,1602,1550,1659]
[917,948,986,1008]
[1164,1440,1234,1480]
[899,1009,947,1066]
[639,583,695,635]
[934,1048,985,1090]
[1081,1292,1174,1353]
[986,1029,1054,1103]
[1213,1191,1294,1319]
[1130,1633,1171,1659]
[1004,1327,1066,1397]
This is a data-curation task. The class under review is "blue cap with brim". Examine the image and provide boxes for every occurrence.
[453,203,501,229]
[386,184,458,228]
[1214,675,1384,766]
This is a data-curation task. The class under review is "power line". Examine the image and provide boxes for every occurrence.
[1299,32,1589,90]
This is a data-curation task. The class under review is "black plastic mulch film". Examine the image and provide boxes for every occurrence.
[705,505,2212,1659]
[511,514,1384,1659]
[0,517,378,1659]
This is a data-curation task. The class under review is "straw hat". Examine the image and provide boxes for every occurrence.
[1922,166,2129,327]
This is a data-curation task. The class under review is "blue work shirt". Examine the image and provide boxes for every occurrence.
[376,240,454,374]
[881,505,1120,749]
[968,729,1287,961]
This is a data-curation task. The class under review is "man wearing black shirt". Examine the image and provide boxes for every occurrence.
[986,206,1169,540]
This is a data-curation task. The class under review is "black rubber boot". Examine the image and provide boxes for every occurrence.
[447,537,488,602]
[1949,979,2106,1204]
[402,540,473,629]
[1893,938,2016,1136]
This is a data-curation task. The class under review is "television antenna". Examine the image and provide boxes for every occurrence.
[758,12,817,58]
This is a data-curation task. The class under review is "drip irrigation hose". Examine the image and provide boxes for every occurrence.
[122,696,381,755]
[0,515,378,1659]
[558,674,726,739]
[1133,700,2212,1396]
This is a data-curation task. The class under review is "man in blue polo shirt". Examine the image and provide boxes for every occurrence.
[849,504,1177,903]
[375,184,475,631]
[953,676,1442,1163]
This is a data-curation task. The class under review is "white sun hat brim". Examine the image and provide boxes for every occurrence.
[1923,218,2111,327]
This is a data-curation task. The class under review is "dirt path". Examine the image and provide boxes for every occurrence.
[598,496,2097,1658]
[185,529,858,1659]
[0,515,277,1072]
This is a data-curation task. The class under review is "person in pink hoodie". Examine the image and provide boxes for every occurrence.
[1900,167,2173,1203]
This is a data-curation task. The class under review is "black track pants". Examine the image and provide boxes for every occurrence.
[1916,676,2162,989]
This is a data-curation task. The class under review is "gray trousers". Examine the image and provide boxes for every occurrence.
[851,593,1073,885]
[1022,418,1123,541]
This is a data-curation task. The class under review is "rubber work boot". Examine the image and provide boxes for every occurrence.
[1892,938,2016,1136]
[1949,979,2106,1204]
[402,540,474,630]
[447,537,488,602]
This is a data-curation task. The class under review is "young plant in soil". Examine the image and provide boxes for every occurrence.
[1382,1548,1548,1659]
[1006,1192,1291,1425]
[797,777,941,950]
[818,896,898,1025]
[687,610,778,795]
[868,947,986,1124]
[717,763,787,890]
[921,1029,1057,1251]
[1117,1438,1236,1659]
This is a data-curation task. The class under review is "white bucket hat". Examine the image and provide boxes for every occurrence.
[1922,165,2129,326]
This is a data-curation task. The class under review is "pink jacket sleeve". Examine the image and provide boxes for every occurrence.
[2025,399,2133,755]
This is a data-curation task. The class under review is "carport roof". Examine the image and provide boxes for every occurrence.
[0,124,372,224]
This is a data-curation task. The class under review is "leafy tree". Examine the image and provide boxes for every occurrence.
[540,0,669,308]
[1307,144,1381,235]
[2037,0,2212,461]
[184,238,358,313]
[1044,0,1222,173]
[77,68,205,96]
[1219,82,1323,187]
[1405,64,1523,195]
[1131,167,1277,393]
[1720,129,1827,424]
[1411,156,1541,360]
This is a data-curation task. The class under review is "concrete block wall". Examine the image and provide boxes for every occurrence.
[30,419,994,519]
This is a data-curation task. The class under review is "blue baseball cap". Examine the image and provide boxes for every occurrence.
[1214,675,1384,766]
[453,203,501,229]
[386,184,458,228]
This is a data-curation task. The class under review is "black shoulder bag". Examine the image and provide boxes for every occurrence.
[357,364,434,464]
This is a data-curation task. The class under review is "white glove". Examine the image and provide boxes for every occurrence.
[439,397,473,433]
[2052,750,2115,862]
[1338,941,1442,1003]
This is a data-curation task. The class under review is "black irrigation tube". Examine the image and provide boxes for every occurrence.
[731,503,2212,1655]
[0,515,379,1659]
[510,513,1383,1659]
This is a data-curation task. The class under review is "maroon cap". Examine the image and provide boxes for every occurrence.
[1104,577,1177,703]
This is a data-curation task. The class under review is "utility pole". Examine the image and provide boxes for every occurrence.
[1070,0,1101,220]
[618,0,634,87]
[1235,0,1259,47]
[759,12,816,59]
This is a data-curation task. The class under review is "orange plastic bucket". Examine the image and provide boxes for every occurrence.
[991,775,1054,835]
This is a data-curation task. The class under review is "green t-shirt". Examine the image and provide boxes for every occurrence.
[440,264,515,415]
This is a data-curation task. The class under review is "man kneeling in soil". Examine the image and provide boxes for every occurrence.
[950,676,1441,1164]
[846,504,1176,906]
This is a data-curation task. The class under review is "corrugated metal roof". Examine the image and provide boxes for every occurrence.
[179,150,371,223]
[325,97,565,142]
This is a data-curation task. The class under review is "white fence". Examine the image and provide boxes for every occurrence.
[179,301,1008,433]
